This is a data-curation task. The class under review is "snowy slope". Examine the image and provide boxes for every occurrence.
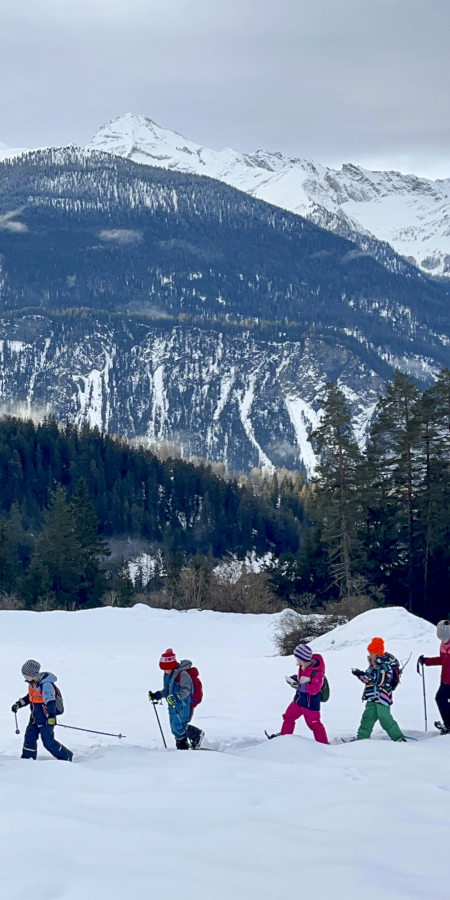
[0,604,448,900]
[88,114,450,277]
[0,140,30,161]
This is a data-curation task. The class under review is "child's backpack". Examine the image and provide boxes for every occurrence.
[187,666,203,707]
[54,685,64,715]
[320,676,330,703]
[174,663,203,707]
[385,653,401,691]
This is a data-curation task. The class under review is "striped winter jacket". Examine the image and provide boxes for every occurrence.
[357,654,398,707]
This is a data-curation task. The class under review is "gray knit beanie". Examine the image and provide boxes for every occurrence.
[437,620,450,643]
[21,659,41,678]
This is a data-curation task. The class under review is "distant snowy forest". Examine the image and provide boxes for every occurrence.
[0,366,450,622]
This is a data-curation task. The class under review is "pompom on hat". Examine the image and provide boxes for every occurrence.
[367,637,384,656]
[159,649,178,671]
[294,644,313,663]
[437,620,450,643]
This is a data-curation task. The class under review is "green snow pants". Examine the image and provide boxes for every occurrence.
[356,701,404,742]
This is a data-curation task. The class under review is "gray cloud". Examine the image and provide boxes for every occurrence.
[1,1,449,177]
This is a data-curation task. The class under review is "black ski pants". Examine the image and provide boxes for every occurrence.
[22,720,72,761]
[436,683,450,728]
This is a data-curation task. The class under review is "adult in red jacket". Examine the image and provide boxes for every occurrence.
[418,620,450,733]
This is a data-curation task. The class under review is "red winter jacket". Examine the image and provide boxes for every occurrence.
[423,641,450,685]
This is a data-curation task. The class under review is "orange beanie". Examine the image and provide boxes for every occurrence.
[367,637,384,656]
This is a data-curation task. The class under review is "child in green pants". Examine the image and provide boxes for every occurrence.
[352,637,405,742]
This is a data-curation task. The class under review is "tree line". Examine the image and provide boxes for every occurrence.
[2,367,450,621]
[269,368,450,624]
[0,417,302,609]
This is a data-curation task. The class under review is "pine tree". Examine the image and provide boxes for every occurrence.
[23,486,85,609]
[309,383,362,599]
[414,373,450,618]
[0,519,19,592]
[364,371,421,611]
[71,478,110,606]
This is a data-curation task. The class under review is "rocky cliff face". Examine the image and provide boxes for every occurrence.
[0,148,449,473]
[0,313,385,475]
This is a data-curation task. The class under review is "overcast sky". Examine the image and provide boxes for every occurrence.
[1,0,449,178]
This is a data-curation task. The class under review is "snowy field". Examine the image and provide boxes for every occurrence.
[0,604,449,900]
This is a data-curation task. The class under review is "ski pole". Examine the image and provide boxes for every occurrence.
[57,724,126,739]
[417,661,428,732]
[14,712,20,735]
[151,701,167,749]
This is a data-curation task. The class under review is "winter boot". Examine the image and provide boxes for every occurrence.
[189,729,205,750]
[175,737,190,750]
[435,721,450,735]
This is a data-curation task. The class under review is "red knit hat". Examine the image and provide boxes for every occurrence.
[367,637,384,656]
[159,649,178,671]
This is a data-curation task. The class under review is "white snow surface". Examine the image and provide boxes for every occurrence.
[0,141,31,161]
[87,114,450,276]
[0,604,448,899]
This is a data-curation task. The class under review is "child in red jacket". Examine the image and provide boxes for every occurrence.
[418,620,450,733]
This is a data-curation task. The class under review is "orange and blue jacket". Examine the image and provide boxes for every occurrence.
[20,672,58,724]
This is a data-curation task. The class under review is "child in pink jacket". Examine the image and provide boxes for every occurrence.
[279,643,328,744]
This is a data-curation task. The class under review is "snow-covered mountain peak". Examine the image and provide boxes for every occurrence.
[88,113,210,169]
[87,113,450,277]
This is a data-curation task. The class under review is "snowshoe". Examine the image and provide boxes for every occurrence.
[265,730,281,740]
[434,721,450,735]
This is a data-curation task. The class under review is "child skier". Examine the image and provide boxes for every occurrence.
[148,649,205,750]
[11,659,73,761]
[418,619,450,734]
[275,643,328,744]
[352,638,405,742]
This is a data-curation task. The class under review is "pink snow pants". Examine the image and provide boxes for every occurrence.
[281,701,328,744]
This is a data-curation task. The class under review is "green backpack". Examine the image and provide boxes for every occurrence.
[320,676,330,703]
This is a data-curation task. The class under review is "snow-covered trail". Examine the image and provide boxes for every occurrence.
[0,605,448,900]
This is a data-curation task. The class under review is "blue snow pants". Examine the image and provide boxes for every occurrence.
[169,699,191,739]
[22,720,72,760]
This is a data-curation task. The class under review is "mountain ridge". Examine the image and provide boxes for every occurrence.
[0,145,449,473]
[3,112,450,277]
[86,114,450,278]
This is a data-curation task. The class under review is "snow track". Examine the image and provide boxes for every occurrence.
[0,605,448,899]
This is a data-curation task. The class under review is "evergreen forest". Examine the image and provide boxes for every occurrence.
[0,417,302,610]
[1,367,450,622]
[269,368,450,625]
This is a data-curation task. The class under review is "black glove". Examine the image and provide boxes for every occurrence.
[352,668,365,678]
[11,699,25,713]
[417,655,425,666]
[148,690,162,702]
